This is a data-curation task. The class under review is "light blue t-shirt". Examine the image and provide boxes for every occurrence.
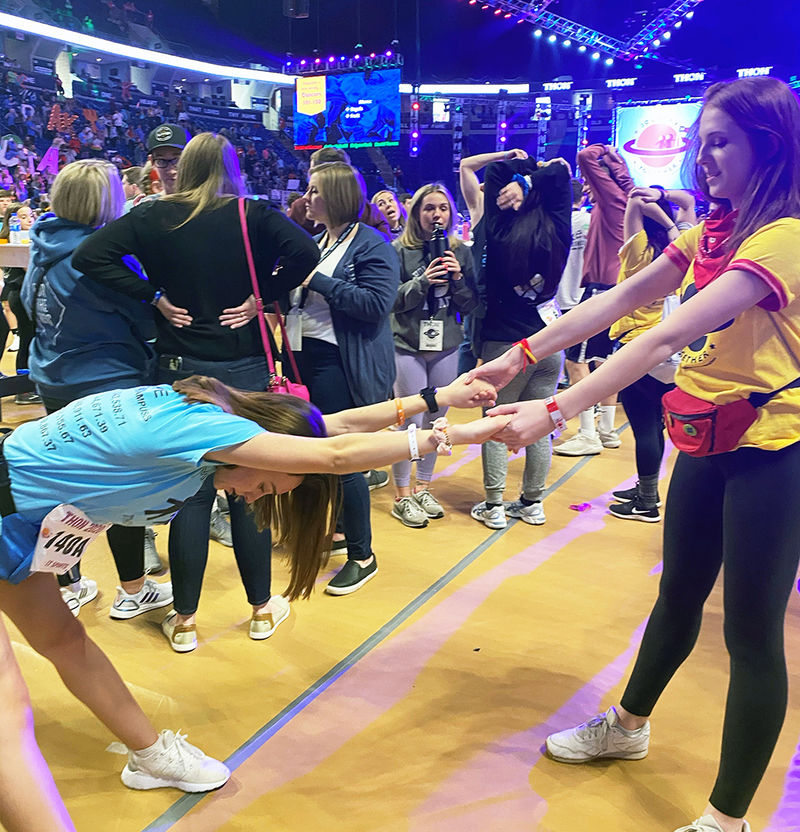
[0,385,264,582]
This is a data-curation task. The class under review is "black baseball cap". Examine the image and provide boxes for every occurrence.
[147,123,188,152]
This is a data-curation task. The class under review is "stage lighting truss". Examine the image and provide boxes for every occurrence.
[468,0,703,67]
[286,51,404,75]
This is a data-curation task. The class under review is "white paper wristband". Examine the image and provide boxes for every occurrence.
[407,423,422,461]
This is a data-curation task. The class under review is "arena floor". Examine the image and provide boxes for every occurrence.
[3,396,799,832]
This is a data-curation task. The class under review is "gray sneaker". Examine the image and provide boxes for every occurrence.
[209,505,233,547]
[505,499,546,525]
[413,488,444,519]
[143,527,163,575]
[546,707,649,763]
[470,501,507,530]
[391,496,429,528]
[673,817,751,832]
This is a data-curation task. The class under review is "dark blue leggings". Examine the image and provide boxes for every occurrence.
[295,338,372,559]
[620,443,800,816]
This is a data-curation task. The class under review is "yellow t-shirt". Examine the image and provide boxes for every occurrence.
[609,230,665,344]
[663,217,800,451]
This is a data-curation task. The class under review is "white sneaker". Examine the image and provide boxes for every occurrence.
[209,505,233,547]
[109,578,173,620]
[391,495,429,528]
[546,707,649,763]
[121,729,230,792]
[413,488,445,519]
[505,499,546,525]
[553,432,603,456]
[8,333,19,352]
[161,610,198,653]
[250,595,290,640]
[143,527,163,574]
[60,578,98,617]
[470,501,507,530]
[673,817,751,832]
[599,429,621,448]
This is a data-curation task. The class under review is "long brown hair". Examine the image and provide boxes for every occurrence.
[164,132,244,228]
[173,376,339,600]
[397,183,461,250]
[682,76,800,250]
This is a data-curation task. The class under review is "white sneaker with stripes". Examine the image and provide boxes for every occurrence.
[109,578,173,620]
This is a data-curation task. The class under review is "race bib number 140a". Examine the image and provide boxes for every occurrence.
[31,504,111,575]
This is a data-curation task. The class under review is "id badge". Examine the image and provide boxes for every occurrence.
[537,298,561,326]
[419,319,444,351]
[285,308,303,352]
[30,504,110,575]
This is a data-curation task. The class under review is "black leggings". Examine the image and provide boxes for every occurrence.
[7,288,34,372]
[618,374,674,478]
[620,443,800,817]
[42,396,145,589]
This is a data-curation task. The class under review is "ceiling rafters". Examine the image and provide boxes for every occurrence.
[469,0,704,67]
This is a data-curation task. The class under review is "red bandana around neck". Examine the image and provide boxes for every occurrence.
[693,206,739,289]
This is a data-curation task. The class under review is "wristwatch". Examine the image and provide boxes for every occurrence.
[419,386,439,413]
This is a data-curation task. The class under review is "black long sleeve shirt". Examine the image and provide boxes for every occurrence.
[73,197,320,361]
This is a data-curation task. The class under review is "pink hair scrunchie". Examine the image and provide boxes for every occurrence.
[432,417,452,456]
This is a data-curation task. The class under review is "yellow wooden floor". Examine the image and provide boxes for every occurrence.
[2,393,799,832]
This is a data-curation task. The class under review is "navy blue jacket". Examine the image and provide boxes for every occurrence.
[21,214,156,402]
[305,223,399,406]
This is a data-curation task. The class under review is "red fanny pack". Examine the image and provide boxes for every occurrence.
[661,388,757,456]
[662,377,800,457]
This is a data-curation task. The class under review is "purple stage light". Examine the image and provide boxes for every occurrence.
[300,59,306,65]
[386,50,392,57]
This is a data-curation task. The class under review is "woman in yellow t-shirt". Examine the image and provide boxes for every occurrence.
[608,187,695,521]
[470,76,800,832]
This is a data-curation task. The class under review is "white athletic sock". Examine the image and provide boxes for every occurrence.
[598,405,616,434]
[578,408,597,437]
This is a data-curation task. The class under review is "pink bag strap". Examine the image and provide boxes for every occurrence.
[238,197,304,384]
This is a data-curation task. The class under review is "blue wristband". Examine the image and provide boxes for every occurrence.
[512,173,530,199]
[151,290,163,306]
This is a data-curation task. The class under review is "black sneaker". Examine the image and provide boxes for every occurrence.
[15,392,42,405]
[325,557,378,596]
[612,483,662,508]
[608,499,660,523]
[364,470,390,491]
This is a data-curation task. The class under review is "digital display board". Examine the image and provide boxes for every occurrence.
[294,68,401,150]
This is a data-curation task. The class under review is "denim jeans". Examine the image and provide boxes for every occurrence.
[157,353,272,614]
[295,338,372,559]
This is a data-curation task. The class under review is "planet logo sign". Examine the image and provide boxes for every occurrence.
[615,102,702,190]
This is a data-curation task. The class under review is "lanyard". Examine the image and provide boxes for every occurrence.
[298,222,356,310]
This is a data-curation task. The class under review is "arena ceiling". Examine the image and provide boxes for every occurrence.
[169,0,797,82]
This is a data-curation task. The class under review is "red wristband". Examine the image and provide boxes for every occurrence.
[544,396,567,433]
[514,338,538,366]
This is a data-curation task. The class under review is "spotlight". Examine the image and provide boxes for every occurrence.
[605,57,614,65]
[499,136,507,143]
[534,29,542,37]
[500,121,507,128]
[578,44,586,53]
[563,39,571,47]
[663,30,671,40]
[386,50,392,56]
[494,8,502,15]
[591,51,600,60]
[411,145,418,152]
[328,56,334,62]
[411,130,419,138]
[369,52,375,58]
[300,59,306,65]
[686,10,694,18]
[314,57,321,63]
[652,38,661,46]
[504,12,511,17]
[411,101,420,110]
[674,20,682,28]
[354,54,360,59]
[548,34,557,43]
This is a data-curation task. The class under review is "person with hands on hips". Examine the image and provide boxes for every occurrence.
[390,184,479,527]
[469,76,800,832]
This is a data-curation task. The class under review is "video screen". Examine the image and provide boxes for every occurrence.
[614,101,702,190]
[294,68,401,150]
